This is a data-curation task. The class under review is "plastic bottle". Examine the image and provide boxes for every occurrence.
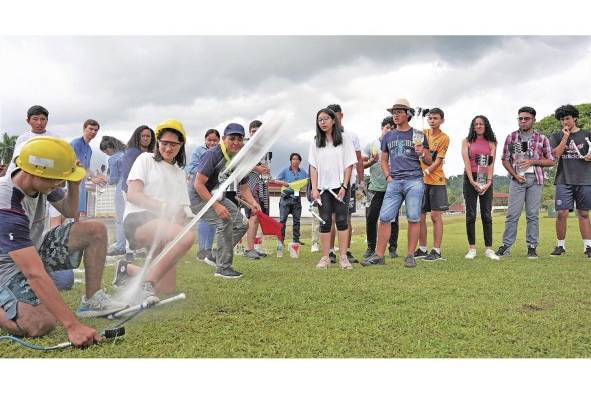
[276,242,283,257]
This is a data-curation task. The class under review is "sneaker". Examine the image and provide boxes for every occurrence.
[361,253,384,266]
[311,243,320,253]
[214,268,243,279]
[550,246,566,256]
[329,251,337,264]
[203,250,217,267]
[496,245,510,257]
[404,255,417,268]
[106,246,126,257]
[140,282,160,306]
[527,246,538,259]
[388,247,399,258]
[244,249,260,260]
[414,248,429,259]
[585,246,591,259]
[295,240,305,245]
[339,255,353,270]
[424,249,443,261]
[363,248,375,259]
[254,249,268,258]
[485,249,500,261]
[196,249,207,261]
[465,249,477,259]
[112,258,129,288]
[76,289,127,318]
[316,256,330,269]
[346,251,358,264]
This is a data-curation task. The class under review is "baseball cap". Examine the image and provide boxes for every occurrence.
[224,123,245,136]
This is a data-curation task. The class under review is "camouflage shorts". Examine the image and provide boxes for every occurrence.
[0,222,82,321]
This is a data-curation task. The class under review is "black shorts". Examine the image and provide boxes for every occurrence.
[123,211,158,250]
[422,184,449,213]
[555,184,591,212]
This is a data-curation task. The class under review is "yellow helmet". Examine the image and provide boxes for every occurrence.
[155,119,186,141]
[15,136,86,182]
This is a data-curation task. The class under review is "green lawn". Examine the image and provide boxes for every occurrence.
[3,213,591,358]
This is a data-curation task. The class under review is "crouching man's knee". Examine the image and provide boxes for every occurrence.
[16,304,57,338]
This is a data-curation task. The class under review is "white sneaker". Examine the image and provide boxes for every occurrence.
[485,249,500,261]
[465,249,477,259]
[311,243,320,253]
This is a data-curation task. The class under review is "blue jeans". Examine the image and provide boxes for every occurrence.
[197,220,217,251]
[380,178,425,223]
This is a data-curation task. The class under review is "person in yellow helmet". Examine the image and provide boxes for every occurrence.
[116,119,195,304]
[0,136,126,348]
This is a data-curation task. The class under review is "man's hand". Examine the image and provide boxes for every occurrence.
[562,126,571,139]
[312,189,320,202]
[414,145,424,155]
[515,175,527,184]
[214,203,231,221]
[520,159,534,171]
[67,322,101,348]
[583,154,591,162]
[250,201,262,213]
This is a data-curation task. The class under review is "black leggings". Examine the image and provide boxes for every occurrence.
[463,173,493,247]
[365,190,398,250]
[319,188,350,233]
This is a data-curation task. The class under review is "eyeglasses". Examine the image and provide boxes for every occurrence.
[159,140,182,148]
[317,117,332,123]
[517,117,533,121]
[391,109,407,115]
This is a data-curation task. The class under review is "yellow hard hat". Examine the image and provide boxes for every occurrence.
[15,136,86,182]
[155,119,186,141]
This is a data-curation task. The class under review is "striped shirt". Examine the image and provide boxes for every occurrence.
[501,130,554,185]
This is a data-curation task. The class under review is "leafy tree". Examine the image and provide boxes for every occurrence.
[0,132,17,165]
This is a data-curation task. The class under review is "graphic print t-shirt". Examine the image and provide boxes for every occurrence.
[381,128,429,180]
[550,129,591,185]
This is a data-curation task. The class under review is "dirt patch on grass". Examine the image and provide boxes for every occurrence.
[521,301,555,313]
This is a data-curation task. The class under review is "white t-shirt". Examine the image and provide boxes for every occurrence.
[308,133,357,190]
[345,131,361,184]
[124,152,192,219]
[7,130,59,174]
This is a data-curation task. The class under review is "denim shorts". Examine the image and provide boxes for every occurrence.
[555,184,591,212]
[379,178,425,223]
[0,222,81,321]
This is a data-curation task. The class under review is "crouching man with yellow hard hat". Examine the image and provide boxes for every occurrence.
[0,136,126,348]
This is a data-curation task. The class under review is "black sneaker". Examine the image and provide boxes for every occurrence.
[295,240,305,245]
[346,251,359,264]
[214,268,243,279]
[550,246,566,256]
[244,249,260,260]
[255,249,268,258]
[329,251,337,264]
[363,248,375,259]
[414,248,428,259]
[424,249,442,261]
[388,247,398,258]
[197,249,207,261]
[404,255,417,268]
[496,245,510,257]
[527,246,538,259]
[361,253,384,266]
[585,246,591,258]
[107,246,126,257]
[112,258,129,288]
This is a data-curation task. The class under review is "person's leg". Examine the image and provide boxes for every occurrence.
[431,211,443,249]
[66,220,109,299]
[133,220,195,293]
[463,174,478,249]
[292,202,302,243]
[279,198,289,243]
[576,209,591,241]
[524,178,542,248]
[555,184,574,245]
[418,184,430,250]
[365,191,382,252]
[335,188,351,258]
[311,206,320,250]
[0,275,56,337]
[246,213,259,251]
[197,221,210,252]
[318,190,335,262]
[502,179,526,249]
[404,179,425,257]
[204,222,217,251]
[479,185,494,248]
[114,186,126,251]
[574,186,591,245]
[376,181,403,257]
[390,212,399,252]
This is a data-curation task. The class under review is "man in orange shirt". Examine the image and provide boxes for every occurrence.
[416,108,450,261]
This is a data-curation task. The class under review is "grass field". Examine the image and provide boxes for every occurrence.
[2,213,591,358]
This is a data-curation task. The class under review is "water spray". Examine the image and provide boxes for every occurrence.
[108,293,186,320]
[141,112,287,276]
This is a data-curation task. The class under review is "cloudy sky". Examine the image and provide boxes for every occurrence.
[1,36,590,176]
